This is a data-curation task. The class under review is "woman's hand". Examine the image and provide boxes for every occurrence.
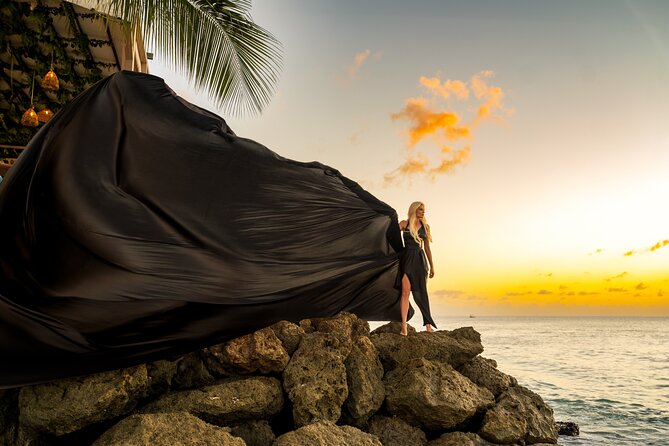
[429,269,435,278]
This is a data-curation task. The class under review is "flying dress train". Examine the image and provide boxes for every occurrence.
[0,71,414,388]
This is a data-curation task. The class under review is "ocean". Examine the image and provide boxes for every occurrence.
[425,316,669,445]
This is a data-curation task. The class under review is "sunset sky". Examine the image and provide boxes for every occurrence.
[151,0,669,316]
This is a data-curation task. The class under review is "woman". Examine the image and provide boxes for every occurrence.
[399,201,437,335]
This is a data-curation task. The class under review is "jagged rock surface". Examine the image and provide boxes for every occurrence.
[3,312,560,446]
[366,415,427,446]
[19,365,149,436]
[479,386,558,444]
[270,321,304,355]
[384,358,495,430]
[273,421,382,446]
[429,431,495,446]
[282,332,349,427]
[91,412,244,446]
[343,336,385,425]
[203,327,290,375]
[371,327,484,371]
[140,376,283,425]
[458,356,517,397]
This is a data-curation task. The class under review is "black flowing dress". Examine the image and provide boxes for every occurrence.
[401,224,437,327]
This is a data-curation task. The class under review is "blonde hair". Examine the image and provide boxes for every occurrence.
[407,201,432,245]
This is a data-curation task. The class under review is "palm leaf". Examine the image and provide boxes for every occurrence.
[97,0,282,116]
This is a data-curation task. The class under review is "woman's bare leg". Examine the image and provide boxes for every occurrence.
[400,274,411,336]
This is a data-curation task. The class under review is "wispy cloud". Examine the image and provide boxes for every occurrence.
[607,288,627,293]
[344,49,382,82]
[604,272,628,282]
[623,239,669,256]
[636,282,649,290]
[588,248,604,256]
[385,70,510,184]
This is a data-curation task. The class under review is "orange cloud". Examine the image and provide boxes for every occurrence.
[649,239,669,252]
[419,76,470,100]
[623,239,668,256]
[388,70,509,183]
[605,272,628,282]
[390,97,463,146]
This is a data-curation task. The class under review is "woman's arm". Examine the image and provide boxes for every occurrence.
[424,237,435,278]
[399,219,407,230]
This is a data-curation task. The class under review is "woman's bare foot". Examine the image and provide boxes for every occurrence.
[400,322,408,336]
[426,324,434,333]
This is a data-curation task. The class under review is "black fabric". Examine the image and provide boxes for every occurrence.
[401,225,436,327]
[0,71,413,388]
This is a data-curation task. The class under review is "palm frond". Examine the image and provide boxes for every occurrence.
[97,0,282,116]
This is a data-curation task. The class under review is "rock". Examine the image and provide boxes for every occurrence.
[141,376,283,425]
[384,358,494,430]
[371,327,483,372]
[172,352,215,389]
[91,412,244,446]
[343,336,385,425]
[370,322,416,335]
[282,332,349,427]
[273,421,381,446]
[313,312,370,338]
[230,420,275,446]
[479,386,558,445]
[270,321,304,355]
[146,359,178,397]
[457,356,517,397]
[19,365,149,436]
[556,420,579,436]
[203,327,290,375]
[428,432,494,446]
[366,415,427,446]
[299,318,316,333]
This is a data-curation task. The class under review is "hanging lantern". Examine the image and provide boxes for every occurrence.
[37,108,54,123]
[41,68,59,92]
[21,106,39,127]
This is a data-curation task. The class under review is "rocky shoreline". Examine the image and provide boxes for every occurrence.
[0,313,572,445]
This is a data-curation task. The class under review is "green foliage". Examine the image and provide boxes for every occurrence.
[98,0,283,116]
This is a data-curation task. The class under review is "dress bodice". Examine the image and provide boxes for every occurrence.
[402,224,426,249]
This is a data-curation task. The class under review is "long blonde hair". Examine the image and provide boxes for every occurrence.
[407,201,432,245]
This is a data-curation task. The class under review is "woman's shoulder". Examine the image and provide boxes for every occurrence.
[399,220,408,230]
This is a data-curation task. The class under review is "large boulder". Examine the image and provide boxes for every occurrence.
[91,412,244,446]
[273,421,381,446]
[270,321,304,355]
[371,327,483,372]
[141,376,283,425]
[370,322,416,335]
[428,432,494,446]
[366,415,427,446]
[457,356,517,397]
[203,327,290,375]
[313,312,370,338]
[479,386,558,445]
[230,420,275,446]
[384,358,494,430]
[343,336,385,425]
[19,365,149,436]
[282,332,349,427]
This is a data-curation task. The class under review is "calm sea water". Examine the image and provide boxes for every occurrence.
[424,316,669,445]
